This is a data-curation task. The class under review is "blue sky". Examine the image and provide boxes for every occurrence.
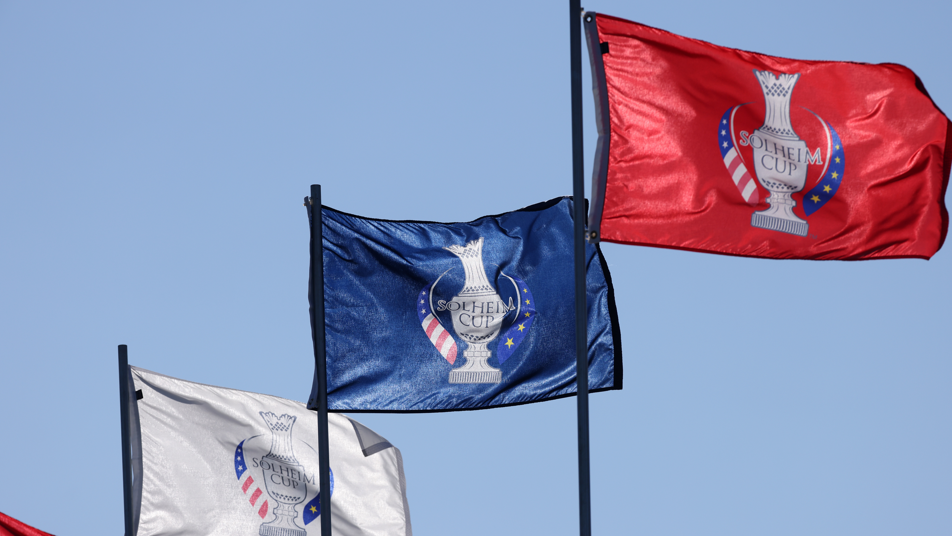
[1,2,949,535]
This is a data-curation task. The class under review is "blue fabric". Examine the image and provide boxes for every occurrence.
[301,468,333,525]
[307,197,622,412]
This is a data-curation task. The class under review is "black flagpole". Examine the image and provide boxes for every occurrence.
[309,184,333,535]
[118,344,135,536]
[569,2,591,535]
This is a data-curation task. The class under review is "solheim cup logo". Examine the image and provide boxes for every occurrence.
[233,412,333,535]
[416,237,537,384]
[719,70,846,236]
[257,413,307,536]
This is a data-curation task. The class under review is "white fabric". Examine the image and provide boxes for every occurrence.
[129,366,412,536]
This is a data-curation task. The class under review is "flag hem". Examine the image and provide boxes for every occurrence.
[583,12,611,244]
[125,366,143,536]
[323,384,622,414]
[594,241,623,389]
[317,196,571,226]
[939,119,951,252]
[600,238,935,261]
[130,365,312,402]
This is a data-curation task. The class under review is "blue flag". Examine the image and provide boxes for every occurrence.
[307,197,622,412]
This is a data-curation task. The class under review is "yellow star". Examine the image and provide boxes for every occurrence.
[835,157,841,164]
[831,171,838,179]
[517,323,525,332]
[525,299,530,305]
[525,312,531,318]
[811,195,821,203]
[310,506,317,514]
[505,338,514,349]
[823,185,832,193]
[523,288,527,293]
[835,144,840,150]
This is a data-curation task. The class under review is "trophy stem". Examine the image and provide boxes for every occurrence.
[259,512,306,536]
[751,192,809,237]
[449,342,501,384]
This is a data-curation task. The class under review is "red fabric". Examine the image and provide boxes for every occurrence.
[0,512,54,536]
[594,13,950,260]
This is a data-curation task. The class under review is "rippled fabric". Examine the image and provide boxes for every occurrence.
[128,367,412,536]
[587,12,949,260]
[307,197,622,412]
[0,512,54,536]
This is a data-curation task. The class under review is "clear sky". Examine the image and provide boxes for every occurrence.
[1,2,949,535]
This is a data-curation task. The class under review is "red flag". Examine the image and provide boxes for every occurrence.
[0,512,54,536]
[584,12,950,260]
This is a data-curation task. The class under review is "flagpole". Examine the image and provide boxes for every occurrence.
[569,2,591,535]
[118,344,135,536]
[309,184,333,536]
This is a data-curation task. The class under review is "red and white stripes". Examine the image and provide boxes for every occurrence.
[722,146,759,205]
[241,475,269,519]
[421,313,457,365]
[721,105,760,206]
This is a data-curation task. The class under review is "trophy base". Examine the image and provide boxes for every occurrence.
[751,212,808,237]
[259,524,306,536]
[449,369,501,384]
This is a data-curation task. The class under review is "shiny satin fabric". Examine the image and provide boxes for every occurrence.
[128,367,412,536]
[587,12,950,260]
[0,512,54,536]
[307,197,622,412]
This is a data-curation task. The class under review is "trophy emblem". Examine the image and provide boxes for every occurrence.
[416,236,538,384]
[749,70,810,237]
[718,70,847,237]
[257,412,308,536]
[443,238,506,384]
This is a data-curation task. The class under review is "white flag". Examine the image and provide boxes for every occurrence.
[126,366,412,536]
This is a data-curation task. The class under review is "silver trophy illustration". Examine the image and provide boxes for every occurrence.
[258,412,308,536]
[749,70,810,237]
[443,237,506,384]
